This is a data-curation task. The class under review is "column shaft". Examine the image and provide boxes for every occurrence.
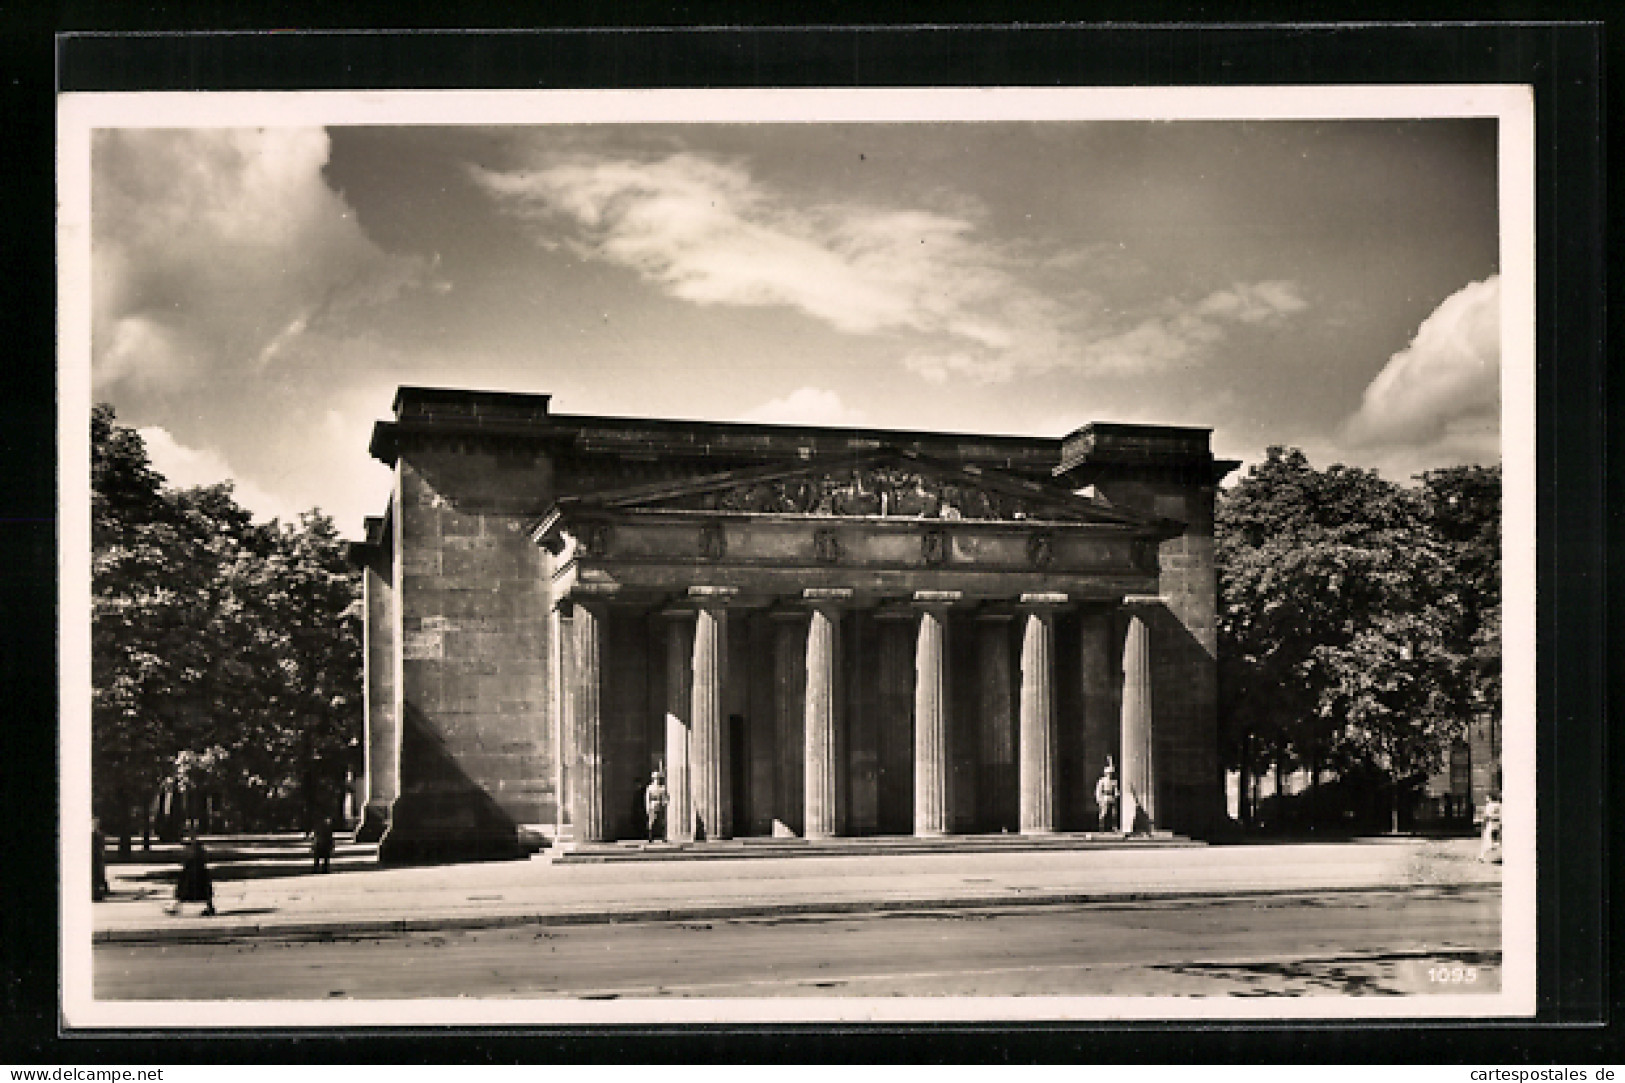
[1120,610,1155,831]
[1019,609,1056,833]
[913,608,950,836]
[804,606,839,839]
[664,617,695,842]
[571,603,606,843]
[691,605,728,840]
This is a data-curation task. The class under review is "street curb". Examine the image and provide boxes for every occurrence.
[92,878,1501,945]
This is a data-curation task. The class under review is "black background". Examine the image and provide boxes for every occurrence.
[5,7,1613,1066]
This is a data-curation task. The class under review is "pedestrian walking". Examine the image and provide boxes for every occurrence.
[1476,792,1502,862]
[644,769,669,843]
[167,838,216,916]
[312,818,335,873]
[1094,759,1121,833]
[91,818,109,901]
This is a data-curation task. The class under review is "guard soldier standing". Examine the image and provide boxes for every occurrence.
[644,769,669,844]
[1094,759,1121,833]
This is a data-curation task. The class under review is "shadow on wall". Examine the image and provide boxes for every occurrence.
[1138,602,1222,840]
[378,704,525,865]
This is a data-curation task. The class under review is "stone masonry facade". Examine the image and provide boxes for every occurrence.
[350,388,1237,863]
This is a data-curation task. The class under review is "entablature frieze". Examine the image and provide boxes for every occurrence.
[540,511,1161,581]
[553,561,1158,613]
[554,583,1159,625]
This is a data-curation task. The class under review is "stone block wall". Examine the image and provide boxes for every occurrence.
[379,447,556,863]
[1091,475,1223,838]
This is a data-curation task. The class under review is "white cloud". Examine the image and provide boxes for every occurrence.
[1343,275,1500,451]
[475,148,1309,385]
[1081,281,1306,375]
[739,388,867,427]
[1194,280,1308,323]
[139,408,395,533]
[473,152,1018,342]
[137,426,299,524]
[93,128,434,390]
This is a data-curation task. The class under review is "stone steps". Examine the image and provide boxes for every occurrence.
[554,831,1199,863]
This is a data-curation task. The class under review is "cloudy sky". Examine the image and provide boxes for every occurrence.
[83,108,1504,533]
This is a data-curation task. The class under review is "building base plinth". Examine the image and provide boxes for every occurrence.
[377,793,525,865]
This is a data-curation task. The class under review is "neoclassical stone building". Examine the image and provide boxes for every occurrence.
[350,387,1236,862]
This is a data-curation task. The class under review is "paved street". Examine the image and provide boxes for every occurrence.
[95,884,1499,999]
[91,836,1498,942]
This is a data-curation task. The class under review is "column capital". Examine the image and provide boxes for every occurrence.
[689,585,741,602]
[912,589,963,610]
[1017,591,1071,609]
[659,586,745,618]
[559,582,621,614]
[1121,593,1168,611]
[803,587,855,605]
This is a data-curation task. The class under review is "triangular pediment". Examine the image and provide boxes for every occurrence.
[556,450,1157,527]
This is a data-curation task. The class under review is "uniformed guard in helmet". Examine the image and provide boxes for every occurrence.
[1095,758,1121,833]
[644,769,670,844]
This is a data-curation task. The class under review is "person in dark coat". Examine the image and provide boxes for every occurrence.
[167,839,216,916]
[91,818,109,901]
[312,819,335,873]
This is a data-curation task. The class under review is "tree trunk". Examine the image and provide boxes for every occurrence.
[115,781,132,855]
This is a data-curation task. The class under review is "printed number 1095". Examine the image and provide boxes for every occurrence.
[1428,965,1478,983]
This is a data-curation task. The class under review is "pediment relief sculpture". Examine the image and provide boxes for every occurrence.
[546,450,1169,534]
[662,465,1042,521]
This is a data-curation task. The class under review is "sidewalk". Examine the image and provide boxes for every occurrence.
[90,837,1499,944]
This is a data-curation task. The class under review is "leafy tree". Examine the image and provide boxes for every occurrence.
[228,510,364,830]
[1416,465,1502,726]
[1216,447,1495,829]
[91,405,361,841]
[92,406,231,844]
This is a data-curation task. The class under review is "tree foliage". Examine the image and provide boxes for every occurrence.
[1216,447,1501,822]
[91,404,361,838]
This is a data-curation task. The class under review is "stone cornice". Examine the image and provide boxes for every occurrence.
[376,387,1210,477]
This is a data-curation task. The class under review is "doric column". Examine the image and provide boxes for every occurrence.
[358,553,397,842]
[663,613,695,843]
[803,588,849,839]
[1018,594,1068,834]
[1120,597,1159,832]
[569,598,607,843]
[913,591,959,836]
[690,587,735,840]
